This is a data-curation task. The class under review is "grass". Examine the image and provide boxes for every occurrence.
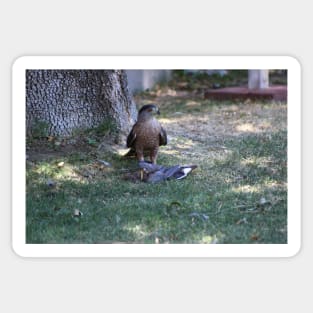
[26,85,287,244]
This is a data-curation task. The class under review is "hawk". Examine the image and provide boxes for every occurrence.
[125,104,167,164]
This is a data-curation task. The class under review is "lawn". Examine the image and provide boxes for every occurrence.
[26,76,287,244]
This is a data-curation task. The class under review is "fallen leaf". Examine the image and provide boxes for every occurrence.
[251,234,259,241]
[236,217,248,225]
[96,159,112,167]
[46,179,56,187]
[189,212,209,221]
[73,209,83,217]
[169,201,182,207]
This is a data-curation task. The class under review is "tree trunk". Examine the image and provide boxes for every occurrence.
[26,70,137,141]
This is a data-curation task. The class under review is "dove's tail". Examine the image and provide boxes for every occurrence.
[123,148,136,158]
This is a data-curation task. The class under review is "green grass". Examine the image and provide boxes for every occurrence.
[26,96,287,244]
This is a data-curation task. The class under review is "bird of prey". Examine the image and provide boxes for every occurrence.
[125,104,167,164]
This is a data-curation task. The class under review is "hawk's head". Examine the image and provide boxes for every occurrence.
[138,104,160,118]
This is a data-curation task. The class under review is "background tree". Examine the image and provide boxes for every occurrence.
[26,70,137,142]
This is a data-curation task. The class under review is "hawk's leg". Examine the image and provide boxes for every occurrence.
[136,150,145,180]
[150,148,159,164]
[136,150,145,162]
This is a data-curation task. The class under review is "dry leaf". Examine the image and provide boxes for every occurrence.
[46,179,56,187]
[96,159,112,167]
[236,217,248,225]
[251,234,259,241]
[259,197,267,205]
[73,209,83,217]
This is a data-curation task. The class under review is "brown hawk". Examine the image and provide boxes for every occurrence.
[125,104,167,164]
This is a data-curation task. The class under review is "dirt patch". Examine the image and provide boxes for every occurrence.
[27,94,287,166]
[156,102,286,163]
[26,137,94,162]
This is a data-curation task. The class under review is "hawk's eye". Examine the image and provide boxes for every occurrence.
[148,108,153,112]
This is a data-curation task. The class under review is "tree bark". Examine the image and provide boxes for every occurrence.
[26,70,137,140]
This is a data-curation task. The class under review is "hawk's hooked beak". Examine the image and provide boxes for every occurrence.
[149,105,160,115]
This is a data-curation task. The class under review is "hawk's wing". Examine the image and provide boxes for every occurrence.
[159,126,167,146]
[126,125,137,148]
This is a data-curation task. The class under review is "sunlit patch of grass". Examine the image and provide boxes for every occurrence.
[236,123,258,133]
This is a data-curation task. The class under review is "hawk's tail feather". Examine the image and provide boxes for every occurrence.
[123,149,154,158]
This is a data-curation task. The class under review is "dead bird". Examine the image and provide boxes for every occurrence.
[138,161,197,183]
